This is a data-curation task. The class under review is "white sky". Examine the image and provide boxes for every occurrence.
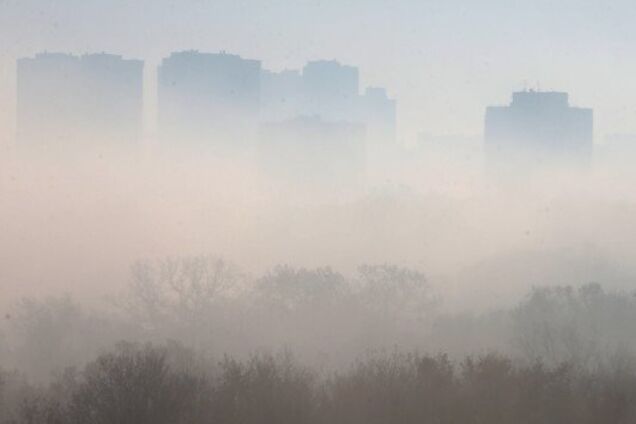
[2,0,636,145]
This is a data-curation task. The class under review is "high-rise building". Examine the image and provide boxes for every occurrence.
[485,90,593,171]
[158,51,261,148]
[260,69,304,123]
[358,87,396,145]
[257,61,396,185]
[17,52,143,149]
[260,61,396,146]
[301,60,359,122]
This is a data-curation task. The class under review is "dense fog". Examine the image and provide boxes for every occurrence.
[3,141,636,303]
[4,1,636,422]
[3,89,636,423]
[3,146,636,381]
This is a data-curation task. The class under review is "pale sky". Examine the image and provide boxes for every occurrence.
[2,0,636,145]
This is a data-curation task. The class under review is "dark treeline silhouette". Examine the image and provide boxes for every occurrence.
[2,342,636,424]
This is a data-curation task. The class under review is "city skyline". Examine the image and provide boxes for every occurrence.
[3,1,636,147]
[16,50,397,151]
[6,48,625,148]
[14,49,600,184]
[17,48,606,157]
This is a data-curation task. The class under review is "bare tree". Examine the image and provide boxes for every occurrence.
[122,256,245,350]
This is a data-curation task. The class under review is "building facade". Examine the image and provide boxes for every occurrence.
[485,90,593,172]
[17,53,143,149]
[157,51,261,148]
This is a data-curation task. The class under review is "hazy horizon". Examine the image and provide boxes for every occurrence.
[3,0,636,147]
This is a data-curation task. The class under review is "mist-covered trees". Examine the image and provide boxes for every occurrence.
[255,266,346,313]
[1,296,133,382]
[122,257,245,351]
[3,344,636,424]
[117,258,438,366]
[3,256,636,423]
[4,257,636,384]
[212,353,316,424]
[0,369,26,423]
[512,283,636,367]
[65,343,203,424]
[357,264,435,320]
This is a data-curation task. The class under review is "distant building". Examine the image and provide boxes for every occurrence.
[259,62,394,188]
[158,51,261,148]
[261,61,396,146]
[301,60,360,122]
[259,116,365,187]
[359,87,396,145]
[485,90,593,171]
[260,69,304,123]
[17,52,143,148]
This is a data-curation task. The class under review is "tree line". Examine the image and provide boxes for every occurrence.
[2,342,636,424]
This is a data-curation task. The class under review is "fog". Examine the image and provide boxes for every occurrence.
[4,2,636,422]
[3,140,636,376]
[3,141,636,307]
[3,102,636,423]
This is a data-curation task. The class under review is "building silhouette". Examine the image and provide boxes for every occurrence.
[257,61,396,186]
[18,49,396,161]
[358,87,396,146]
[301,60,360,122]
[260,69,304,123]
[17,52,143,149]
[259,60,396,146]
[485,90,593,172]
[158,51,261,148]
